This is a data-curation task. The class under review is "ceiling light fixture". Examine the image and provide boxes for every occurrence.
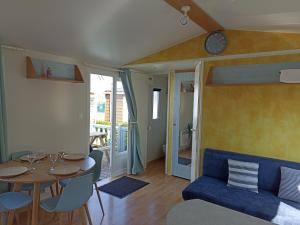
[180,5,191,26]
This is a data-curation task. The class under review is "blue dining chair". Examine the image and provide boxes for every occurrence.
[10,151,56,196]
[59,150,105,215]
[40,173,93,225]
[0,192,32,225]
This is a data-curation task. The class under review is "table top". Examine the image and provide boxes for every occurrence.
[0,155,95,184]
[167,200,275,225]
[90,132,107,137]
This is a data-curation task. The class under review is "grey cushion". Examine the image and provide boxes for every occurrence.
[227,159,259,193]
[278,166,300,203]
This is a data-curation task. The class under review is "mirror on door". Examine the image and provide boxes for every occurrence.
[177,80,194,167]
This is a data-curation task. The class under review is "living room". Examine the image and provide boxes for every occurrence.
[1,0,300,225]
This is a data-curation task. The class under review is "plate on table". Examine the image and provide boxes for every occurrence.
[63,153,86,161]
[20,153,47,162]
[50,165,80,176]
[0,166,28,178]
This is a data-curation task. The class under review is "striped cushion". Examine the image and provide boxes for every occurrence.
[227,159,259,193]
[278,167,300,203]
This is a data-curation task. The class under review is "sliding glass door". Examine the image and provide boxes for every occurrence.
[90,74,128,178]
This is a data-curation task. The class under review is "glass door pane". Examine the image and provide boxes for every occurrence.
[110,78,128,177]
[90,74,113,179]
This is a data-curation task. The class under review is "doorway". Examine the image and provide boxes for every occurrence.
[172,73,194,180]
[89,74,128,179]
[147,76,168,164]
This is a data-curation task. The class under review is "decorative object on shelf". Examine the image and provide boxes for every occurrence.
[204,31,227,55]
[26,56,84,83]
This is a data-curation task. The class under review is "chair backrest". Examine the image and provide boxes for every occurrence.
[10,151,32,160]
[55,173,93,212]
[89,150,103,183]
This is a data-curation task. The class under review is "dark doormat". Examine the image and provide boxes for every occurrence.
[178,157,192,165]
[99,176,149,198]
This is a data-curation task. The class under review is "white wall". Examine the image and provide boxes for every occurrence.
[3,48,151,173]
[3,48,89,155]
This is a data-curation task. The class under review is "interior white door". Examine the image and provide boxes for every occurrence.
[191,61,203,182]
[172,72,194,180]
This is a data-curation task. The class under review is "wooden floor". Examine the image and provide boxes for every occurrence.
[179,148,192,159]
[17,158,189,225]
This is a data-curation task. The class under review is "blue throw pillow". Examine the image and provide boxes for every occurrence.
[227,159,259,193]
[278,166,300,203]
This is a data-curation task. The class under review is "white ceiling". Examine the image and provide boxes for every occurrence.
[1,0,300,68]
[195,0,300,32]
[0,0,202,67]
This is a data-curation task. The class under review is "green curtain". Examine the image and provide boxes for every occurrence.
[0,47,8,192]
[119,69,144,174]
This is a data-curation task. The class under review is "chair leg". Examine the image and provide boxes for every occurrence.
[94,183,104,215]
[60,186,63,195]
[27,206,31,225]
[79,207,86,225]
[84,204,92,225]
[7,210,14,225]
[15,213,20,225]
[69,211,74,225]
[50,185,55,197]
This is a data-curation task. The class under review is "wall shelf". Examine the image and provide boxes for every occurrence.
[206,61,300,86]
[26,56,84,83]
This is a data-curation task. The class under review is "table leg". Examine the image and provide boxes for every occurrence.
[32,183,41,225]
[7,183,23,225]
[55,181,59,195]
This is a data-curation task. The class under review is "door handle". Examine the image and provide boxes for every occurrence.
[190,128,197,132]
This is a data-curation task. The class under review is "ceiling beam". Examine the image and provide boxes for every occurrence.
[164,0,224,32]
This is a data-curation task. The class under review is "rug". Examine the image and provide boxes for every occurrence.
[99,176,149,198]
[178,157,192,165]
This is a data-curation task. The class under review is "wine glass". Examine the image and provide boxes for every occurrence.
[49,153,58,171]
[58,149,66,163]
[27,153,37,171]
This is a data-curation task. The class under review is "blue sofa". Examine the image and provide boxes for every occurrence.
[182,148,300,223]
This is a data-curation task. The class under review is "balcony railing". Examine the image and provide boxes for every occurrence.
[91,124,128,153]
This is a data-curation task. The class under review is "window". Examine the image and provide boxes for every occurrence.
[152,88,161,120]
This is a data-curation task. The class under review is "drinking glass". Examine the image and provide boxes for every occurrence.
[58,149,66,163]
[27,153,37,171]
[49,153,58,171]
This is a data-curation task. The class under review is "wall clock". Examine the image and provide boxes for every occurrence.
[204,31,227,55]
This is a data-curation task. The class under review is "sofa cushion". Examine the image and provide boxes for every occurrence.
[278,166,300,203]
[182,176,300,222]
[203,148,300,194]
[227,159,259,193]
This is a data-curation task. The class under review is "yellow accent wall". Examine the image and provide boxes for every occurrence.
[202,54,300,163]
[131,30,300,65]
